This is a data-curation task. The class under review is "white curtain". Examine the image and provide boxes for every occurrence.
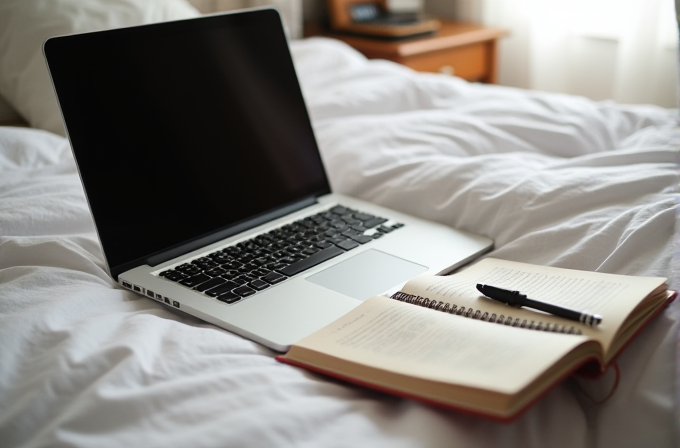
[429,0,678,107]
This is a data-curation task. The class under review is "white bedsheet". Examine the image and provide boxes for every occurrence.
[1,38,678,448]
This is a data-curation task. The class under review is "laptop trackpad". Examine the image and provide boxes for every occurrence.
[306,249,428,300]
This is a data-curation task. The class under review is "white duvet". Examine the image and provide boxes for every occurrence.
[1,38,678,448]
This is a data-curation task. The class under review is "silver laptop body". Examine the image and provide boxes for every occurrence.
[44,8,493,351]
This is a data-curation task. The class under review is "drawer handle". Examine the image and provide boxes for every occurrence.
[439,65,455,76]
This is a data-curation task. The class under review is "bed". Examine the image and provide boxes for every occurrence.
[1,1,678,447]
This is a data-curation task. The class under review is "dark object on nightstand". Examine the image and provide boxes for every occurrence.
[326,0,440,38]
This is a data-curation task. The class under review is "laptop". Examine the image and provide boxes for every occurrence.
[43,8,493,351]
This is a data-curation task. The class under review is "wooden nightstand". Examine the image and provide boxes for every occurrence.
[306,21,507,83]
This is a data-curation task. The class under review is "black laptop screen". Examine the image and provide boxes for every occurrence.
[44,10,331,276]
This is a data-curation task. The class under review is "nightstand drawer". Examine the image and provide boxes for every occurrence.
[305,21,506,84]
[400,43,488,80]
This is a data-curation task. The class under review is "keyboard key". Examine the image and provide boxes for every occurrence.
[263,272,287,284]
[208,252,231,263]
[222,269,240,279]
[347,234,373,244]
[353,212,374,221]
[266,242,286,251]
[341,229,363,238]
[175,263,201,276]
[327,235,349,244]
[241,242,258,252]
[220,260,242,270]
[255,234,274,244]
[205,280,240,296]
[216,291,241,303]
[239,274,259,283]
[271,250,290,259]
[192,257,217,270]
[363,217,387,228]
[251,249,272,257]
[233,285,256,297]
[341,215,361,225]
[160,270,187,282]
[194,276,227,292]
[312,224,330,233]
[205,267,227,277]
[336,240,360,251]
[249,279,270,291]
[278,245,344,277]
[330,205,351,215]
[331,221,348,230]
[266,262,289,271]
[223,246,242,256]
[179,273,211,287]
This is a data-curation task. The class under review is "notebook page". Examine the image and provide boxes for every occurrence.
[400,258,667,353]
[290,295,589,395]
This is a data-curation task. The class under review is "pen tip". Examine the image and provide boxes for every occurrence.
[476,284,484,293]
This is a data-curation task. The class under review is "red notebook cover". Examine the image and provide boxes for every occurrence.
[277,290,677,422]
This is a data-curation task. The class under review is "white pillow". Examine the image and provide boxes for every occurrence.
[0,0,200,136]
[0,94,22,125]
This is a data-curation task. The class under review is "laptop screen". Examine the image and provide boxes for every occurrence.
[44,9,331,276]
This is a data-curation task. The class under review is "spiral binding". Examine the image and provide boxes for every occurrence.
[390,291,582,335]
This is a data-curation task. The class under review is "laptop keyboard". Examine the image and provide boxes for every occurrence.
[158,205,404,304]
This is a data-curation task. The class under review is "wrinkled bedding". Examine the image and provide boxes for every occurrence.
[1,38,678,448]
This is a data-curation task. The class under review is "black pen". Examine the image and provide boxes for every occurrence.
[476,284,602,327]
